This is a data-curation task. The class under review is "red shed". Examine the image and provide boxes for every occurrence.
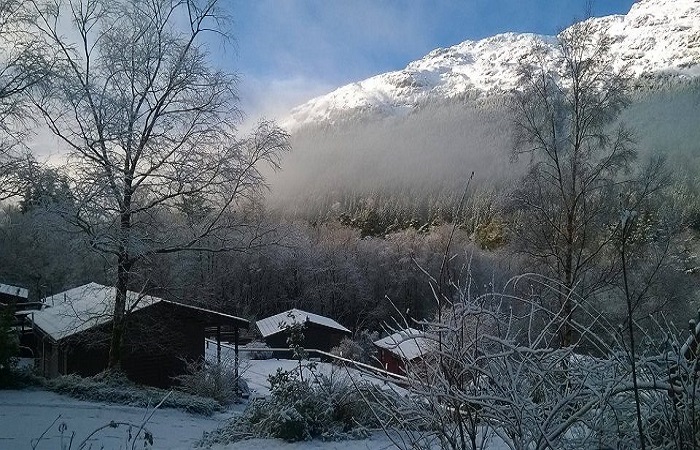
[374,328,432,375]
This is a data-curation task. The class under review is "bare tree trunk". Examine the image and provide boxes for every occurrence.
[108,257,129,369]
[108,245,133,368]
[621,214,647,450]
[109,193,133,369]
[562,212,575,348]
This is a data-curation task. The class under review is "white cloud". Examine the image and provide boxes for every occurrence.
[236,74,335,131]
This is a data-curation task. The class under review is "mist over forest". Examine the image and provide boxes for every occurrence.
[266,79,700,225]
[4,79,700,331]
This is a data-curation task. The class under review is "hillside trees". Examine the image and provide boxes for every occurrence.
[30,0,289,368]
[511,21,664,348]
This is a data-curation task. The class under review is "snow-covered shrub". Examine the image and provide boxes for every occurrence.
[248,369,318,442]
[330,330,379,364]
[624,324,700,450]
[248,367,378,441]
[364,270,700,450]
[198,366,380,445]
[366,273,676,450]
[173,358,247,405]
[0,365,42,389]
[244,340,273,360]
[44,371,223,415]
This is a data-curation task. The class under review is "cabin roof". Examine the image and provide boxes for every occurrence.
[31,283,161,341]
[374,328,432,361]
[256,308,350,338]
[31,283,249,342]
[0,283,29,299]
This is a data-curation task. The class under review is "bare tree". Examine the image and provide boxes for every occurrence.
[0,0,49,199]
[30,0,290,368]
[511,21,638,348]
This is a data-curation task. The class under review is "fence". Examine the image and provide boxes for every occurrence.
[205,338,408,384]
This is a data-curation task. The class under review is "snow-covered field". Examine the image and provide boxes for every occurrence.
[0,356,397,450]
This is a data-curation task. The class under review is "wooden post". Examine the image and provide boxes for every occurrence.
[234,326,240,380]
[216,325,221,365]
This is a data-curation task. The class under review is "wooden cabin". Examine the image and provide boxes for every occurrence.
[28,283,248,387]
[256,308,351,354]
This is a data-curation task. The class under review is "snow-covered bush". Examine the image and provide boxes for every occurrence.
[44,371,223,415]
[199,366,380,445]
[1,365,42,389]
[173,358,247,405]
[330,330,379,364]
[366,273,687,450]
[619,323,700,450]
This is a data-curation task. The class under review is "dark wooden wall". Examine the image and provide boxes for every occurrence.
[43,302,208,387]
[263,322,350,353]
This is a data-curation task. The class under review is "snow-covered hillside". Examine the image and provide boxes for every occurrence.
[283,0,700,130]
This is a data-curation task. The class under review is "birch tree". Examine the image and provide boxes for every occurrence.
[511,21,636,348]
[31,0,290,368]
[0,0,47,199]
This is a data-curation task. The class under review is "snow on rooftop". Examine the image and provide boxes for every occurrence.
[374,328,433,361]
[255,308,350,338]
[31,282,162,341]
[0,283,28,299]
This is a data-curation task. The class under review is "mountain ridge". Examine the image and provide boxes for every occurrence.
[282,0,700,131]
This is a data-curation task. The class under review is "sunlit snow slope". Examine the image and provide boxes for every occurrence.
[283,0,700,130]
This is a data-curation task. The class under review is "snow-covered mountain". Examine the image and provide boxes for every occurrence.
[283,0,700,130]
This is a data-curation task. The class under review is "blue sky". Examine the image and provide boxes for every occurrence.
[220,0,636,125]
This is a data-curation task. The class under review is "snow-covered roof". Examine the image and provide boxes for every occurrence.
[256,308,351,338]
[160,299,249,328]
[374,328,433,361]
[0,283,28,299]
[31,283,162,342]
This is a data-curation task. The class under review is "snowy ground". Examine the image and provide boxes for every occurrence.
[0,388,396,449]
[0,345,507,449]
[0,355,398,449]
[204,340,398,398]
[0,389,236,449]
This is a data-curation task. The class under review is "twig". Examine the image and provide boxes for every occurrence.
[130,390,173,450]
[31,415,61,450]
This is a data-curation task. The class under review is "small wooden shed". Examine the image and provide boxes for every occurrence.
[256,308,351,353]
[374,328,431,375]
[28,283,248,387]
